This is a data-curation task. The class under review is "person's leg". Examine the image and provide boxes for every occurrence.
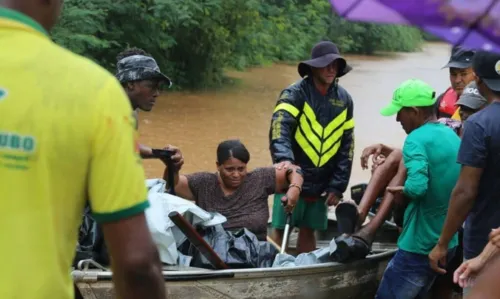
[355,153,407,244]
[296,197,328,254]
[376,249,438,299]
[358,149,402,225]
[297,228,316,253]
[271,194,289,245]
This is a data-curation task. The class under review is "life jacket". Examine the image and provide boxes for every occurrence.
[438,87,459,118]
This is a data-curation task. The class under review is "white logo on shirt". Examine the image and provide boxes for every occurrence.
[495,60,500,75]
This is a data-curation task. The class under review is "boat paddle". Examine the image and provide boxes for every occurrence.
[280,196,292,254]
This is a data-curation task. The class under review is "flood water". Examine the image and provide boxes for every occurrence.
[138,42,453,202]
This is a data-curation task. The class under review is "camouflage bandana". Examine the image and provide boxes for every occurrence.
[115,55,172,88]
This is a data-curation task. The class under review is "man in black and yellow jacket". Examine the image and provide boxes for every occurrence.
[269,41,355,253]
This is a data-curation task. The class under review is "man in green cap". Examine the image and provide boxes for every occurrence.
[374,79,461,299]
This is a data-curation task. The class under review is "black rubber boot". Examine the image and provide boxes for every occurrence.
[335,201,359,234]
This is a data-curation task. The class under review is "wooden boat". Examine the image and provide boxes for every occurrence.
[73,219,398,299]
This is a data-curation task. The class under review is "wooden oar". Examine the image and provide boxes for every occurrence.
[168,211,229,270]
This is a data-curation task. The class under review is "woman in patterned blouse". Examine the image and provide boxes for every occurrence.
[167,139,304,241]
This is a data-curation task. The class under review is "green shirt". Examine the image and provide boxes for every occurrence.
[398,122,460,254]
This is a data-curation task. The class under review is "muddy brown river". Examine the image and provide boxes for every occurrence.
[138,42,453,202]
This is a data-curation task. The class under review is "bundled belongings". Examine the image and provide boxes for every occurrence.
[72,203,109,267]
[178,224,278,269]
[74,179,279,269]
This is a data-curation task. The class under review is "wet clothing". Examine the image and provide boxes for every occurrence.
[436,87,460,119]
[271,194,328,230]
[0,8,148,299]
[458,102,500,259]
[269,77,355,199]
[186,167,276,240]
[399,122,460,254]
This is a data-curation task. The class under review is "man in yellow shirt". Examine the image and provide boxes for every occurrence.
[0,1,166,299]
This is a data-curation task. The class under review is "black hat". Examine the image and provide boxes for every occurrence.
[442,46,475,69]
[298,41,352,78]
[473,50,500,92]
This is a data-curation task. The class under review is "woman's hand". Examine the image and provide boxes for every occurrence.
[161,145,184,171]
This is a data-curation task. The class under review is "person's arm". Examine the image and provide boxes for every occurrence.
[454,235,500,288]
[139,144,153,157]
[437,121,486,248]
[325,94,355,200]
[401,138,429,200]
[170,168,194,201]
[466,254,500,297]
[88,77,165,299]
[269,87,303,164]
[275,165,304,212]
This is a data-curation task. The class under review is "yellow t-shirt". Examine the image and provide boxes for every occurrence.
[0,8,148,299]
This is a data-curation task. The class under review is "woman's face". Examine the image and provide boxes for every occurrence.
[217,157,247,189]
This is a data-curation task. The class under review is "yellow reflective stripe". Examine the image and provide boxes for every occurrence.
[273,103,300,118]
[322,127,344,154]
[343,118,355,130]
[298,115,322,152]
[302,103,323,137]
[319,141,342,167]
[324,109,347,137]
[292,103,355,167]
[321,121,355,165]
[295,129,319,165]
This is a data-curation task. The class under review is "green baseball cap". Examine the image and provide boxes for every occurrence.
[380,79,436,116]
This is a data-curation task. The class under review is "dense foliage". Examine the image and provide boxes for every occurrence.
[52,0,425,89]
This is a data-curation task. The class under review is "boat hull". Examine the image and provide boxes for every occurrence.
[74,248,394,299]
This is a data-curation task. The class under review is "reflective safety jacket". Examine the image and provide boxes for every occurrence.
[269,77,355,198]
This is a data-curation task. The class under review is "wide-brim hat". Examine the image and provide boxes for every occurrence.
[298,41,352,78]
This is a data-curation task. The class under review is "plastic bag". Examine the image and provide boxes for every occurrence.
[179,224,278,269]
[145,179,227,265]
[271,239,337,268]
[73,203,109,267]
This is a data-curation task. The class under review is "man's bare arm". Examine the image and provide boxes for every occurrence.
[101,213,166,299]
[438,166,483,247]
[139,144,153,158]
